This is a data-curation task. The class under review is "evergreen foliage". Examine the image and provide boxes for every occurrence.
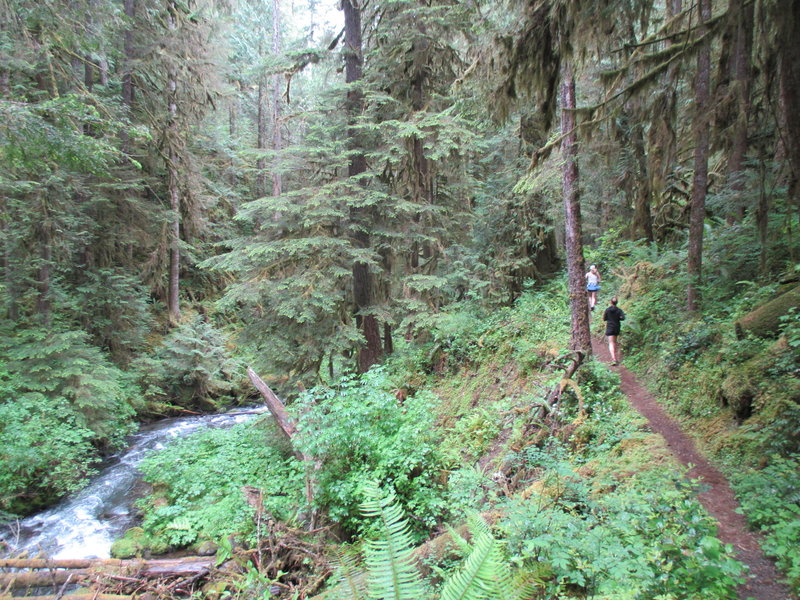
[361,484,427,600]
[132,315,245,412]
[0,325,139,514]
[1,0,799,595]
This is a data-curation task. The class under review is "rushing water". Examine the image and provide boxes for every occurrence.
[0,407,266,560]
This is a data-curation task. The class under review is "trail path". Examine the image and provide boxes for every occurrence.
[591,338,795,600]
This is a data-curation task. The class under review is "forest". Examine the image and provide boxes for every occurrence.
[0,0,799,598]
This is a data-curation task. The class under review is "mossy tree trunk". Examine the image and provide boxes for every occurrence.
[560,64,591,355]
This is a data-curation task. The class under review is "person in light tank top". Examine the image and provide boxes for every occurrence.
[585,264,601,311]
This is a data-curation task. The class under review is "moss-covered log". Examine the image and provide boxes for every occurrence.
[734,284,800,339]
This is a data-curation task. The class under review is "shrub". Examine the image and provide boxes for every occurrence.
[136,420,302,550]
[732,454,800,592]
[293,368,449,537]
[500,463,743,599]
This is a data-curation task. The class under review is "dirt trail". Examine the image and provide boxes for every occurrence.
[591,337,795,600]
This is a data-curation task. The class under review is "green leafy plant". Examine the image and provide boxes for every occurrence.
[327,484,528,600]
[133,421,303,552]
[499,462,743,599]
[733,454,800,592]
[293,368,448,535]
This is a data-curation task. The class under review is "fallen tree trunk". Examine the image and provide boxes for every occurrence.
[0,595,132,600]
[247,367,297,441]
[734,283,800,339]
[0,557,213,590]
[247,367,320,528]
[0,570,91,589]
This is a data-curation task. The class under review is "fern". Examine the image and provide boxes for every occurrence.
[360,484,426,600]
[329,548,368,600]
[439,532,502,600]
[355,486,533,600]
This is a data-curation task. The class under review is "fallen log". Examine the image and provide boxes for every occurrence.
[734,283,800,339]
[0,559,99,569]
[247,367,297,441]
[0,570,90,589]
[0,557,213,590]
[247,367,320,528]
[0,557,211,571]
[0,593,133,600]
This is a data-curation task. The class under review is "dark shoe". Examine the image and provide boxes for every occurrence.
[590,305,595,311]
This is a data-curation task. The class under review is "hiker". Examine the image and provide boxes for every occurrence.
[586,264,601,310]
[603,296,625,366]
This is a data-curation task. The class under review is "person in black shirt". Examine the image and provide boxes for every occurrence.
[603,296,626,366]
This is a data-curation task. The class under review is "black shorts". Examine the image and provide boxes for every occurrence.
[605,325,620,336]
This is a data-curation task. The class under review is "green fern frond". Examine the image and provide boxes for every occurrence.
[445,523,472,556]
[439,532,506,600]
[328,547,367,600]
[360,483,426,600]
[465,513,492,538]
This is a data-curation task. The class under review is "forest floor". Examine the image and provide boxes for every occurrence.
[591,337,795,600]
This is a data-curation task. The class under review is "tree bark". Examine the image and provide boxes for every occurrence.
[167,3,181,323]
[560,65,591,355]
[687,0,712,312]
[631,121,653,242]
[0,557,213,589]
[648,0,681,241]
[247,367,297,443]
[36,218,52,326]
[120,0,135,152]
[343,0,382,372]
[727,0,753,221]
[256,70,268,198]
[271,0,283,199]
[778,0,800,227]
[122,0,136,109]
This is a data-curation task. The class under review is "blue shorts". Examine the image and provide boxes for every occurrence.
[587,284,600,292]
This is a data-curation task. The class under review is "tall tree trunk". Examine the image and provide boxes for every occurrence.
[648,0,681,241]
[36,220,52,327]
[343,0,382,372]
[271,0,283,199]
[560,64,591,355]
[687,0,712,312]
[167,3,181,323]
[757,158,769,275]
[229,82,238,137]
[121,0,136,152]
[1,201,18,321]
[256,71,268,198]
[631,122,653,242]
[778,0,800,229]
[122,0,135,108]
[727,0,753,221]
[99,56,108,86]
[84,57,93,92]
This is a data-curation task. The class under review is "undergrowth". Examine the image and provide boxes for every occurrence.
[124,280,749,598]
[596,228,800,593]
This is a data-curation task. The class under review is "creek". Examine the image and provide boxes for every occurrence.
[0,407,266,560]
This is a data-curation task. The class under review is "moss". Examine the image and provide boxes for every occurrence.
[734,283,800,339]
[110,526,170,559]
